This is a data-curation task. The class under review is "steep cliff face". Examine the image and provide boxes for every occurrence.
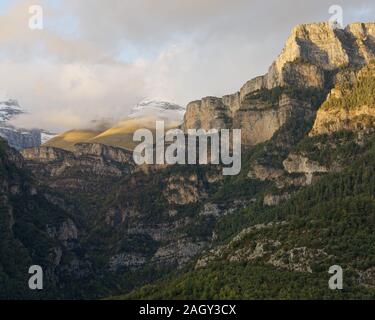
[310,62,375,136]
[184,89,318,147]
[234,94,314,145]
[21,143,135,195]
[183,97,232,131]
[183,22,375,146]
[267,22,375,87]
[264,22,375,90]
[22,143,134,172]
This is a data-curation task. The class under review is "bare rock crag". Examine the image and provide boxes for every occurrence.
[183,22,375,146]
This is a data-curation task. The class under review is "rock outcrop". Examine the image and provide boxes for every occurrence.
[283,153,328,183]
[263,193,291,206]
[264,22,375,90]
[310,62,375,136]
[109,253,147,272]
[21,143,134,177]
[152,239,206,268]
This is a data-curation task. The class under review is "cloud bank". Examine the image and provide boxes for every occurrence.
[0,0,374,132]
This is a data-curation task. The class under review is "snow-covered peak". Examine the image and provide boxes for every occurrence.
[131,100,185,113]
[129,100,185,124]
[0,99,24,122]
[41,131,58,144]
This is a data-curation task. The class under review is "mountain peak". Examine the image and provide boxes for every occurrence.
[130,100,185,114]
[278,21,375,71]
[237,21,375,101]
[129,99,185,123]
[183,21,375,147]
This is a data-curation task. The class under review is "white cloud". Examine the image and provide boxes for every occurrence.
[2,60,146,131]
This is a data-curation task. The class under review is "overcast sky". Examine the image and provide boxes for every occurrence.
[0,0,374,132]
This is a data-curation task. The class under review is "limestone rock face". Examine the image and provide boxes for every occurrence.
[311,105,375,136]
[74,143,133,163]
[268,247,329,273]
[21,143,135,193]
[222,92,241,113]
[276,23,347,71]
[235,95,313,146]
[240,76,266,103]
[234,107,288,146]
[271,22,375,89]
[345,23,375,65]
[277,61,325,89]
[22,143,134,170]
[283,153,328,185]
[21,146,73,162]
[152,239,206,268]
[270,23,375,77]
[283,153,328,174]
[310,62,375,136]
[183,22,375,146]
[183,97,231,131]
[184,92,314,147]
